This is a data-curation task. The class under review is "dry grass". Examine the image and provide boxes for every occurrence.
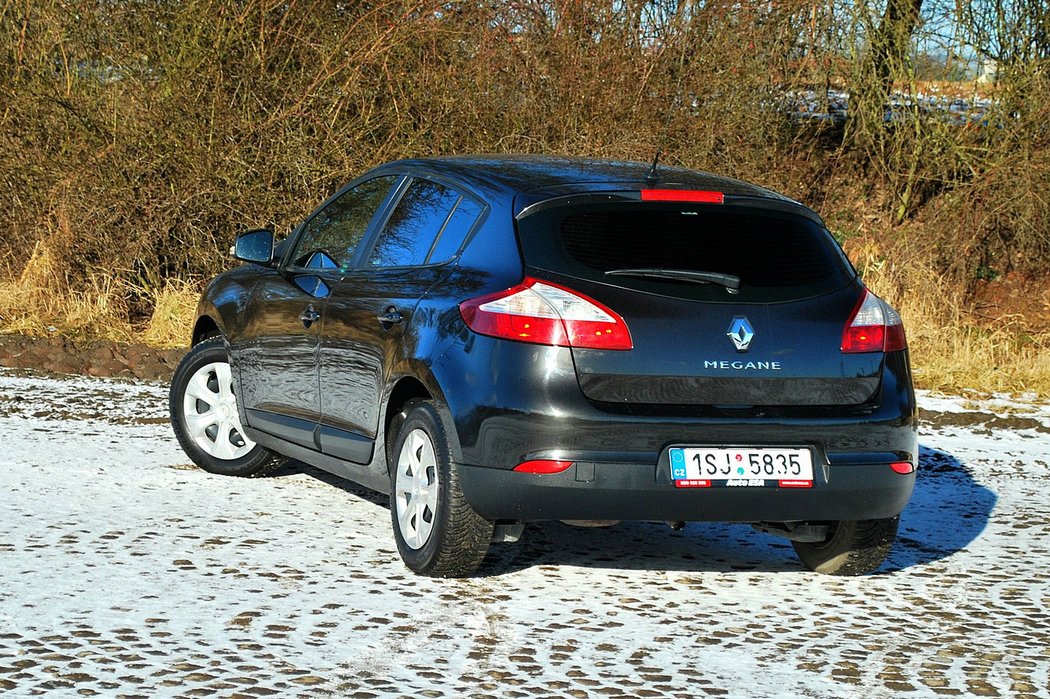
[0,241,129,342]
[136,280,201,349]
[3,245,1047,398]
[0,242,198,348]
[851,240,1050,397]
[0,1,1047,398]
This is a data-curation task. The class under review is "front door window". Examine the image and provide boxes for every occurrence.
[290,176,397,272]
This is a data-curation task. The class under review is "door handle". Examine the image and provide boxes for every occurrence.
[377,306,404,327]
[299,305,321,327]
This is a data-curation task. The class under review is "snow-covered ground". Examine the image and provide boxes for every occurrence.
[1,369,1048,698]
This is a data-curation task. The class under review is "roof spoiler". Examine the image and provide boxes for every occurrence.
[514,191,824,227]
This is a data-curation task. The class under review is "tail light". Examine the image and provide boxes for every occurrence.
[842,290,907,353]
[459,277,633,351]
[890,461,915,474]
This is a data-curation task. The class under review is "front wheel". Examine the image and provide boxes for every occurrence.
[169,338,282,477]
[390,400,493,577]
[792,517,899,576]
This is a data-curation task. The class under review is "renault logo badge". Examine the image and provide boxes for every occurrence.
[727,317,754,352]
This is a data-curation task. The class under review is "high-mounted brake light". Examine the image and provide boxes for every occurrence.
[842,290,907,353]
[459,278,633,351]
[641,189,725,204]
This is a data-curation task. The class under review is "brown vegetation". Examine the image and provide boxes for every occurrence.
[0,1,1047,395]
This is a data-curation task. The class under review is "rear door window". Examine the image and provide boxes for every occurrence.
[517,204,855,303]
[427,197,483,263]
[367,179,468,267]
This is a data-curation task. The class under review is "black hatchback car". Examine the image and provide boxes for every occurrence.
[170,155,917,577]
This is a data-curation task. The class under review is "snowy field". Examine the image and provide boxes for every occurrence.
[1,368,1048,698]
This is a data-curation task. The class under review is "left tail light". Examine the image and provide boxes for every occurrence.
[459,277,633,351]
[841,290,907,353]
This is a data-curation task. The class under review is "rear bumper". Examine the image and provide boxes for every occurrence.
[458,459,915,522]
[435,339,917,523]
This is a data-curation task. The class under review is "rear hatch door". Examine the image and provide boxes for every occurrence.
[516,197,879,407]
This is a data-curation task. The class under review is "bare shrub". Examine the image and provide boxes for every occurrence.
[1,1,1047,393]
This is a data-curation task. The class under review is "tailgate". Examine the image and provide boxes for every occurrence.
[516,197,879,408]
[568,282,879,406]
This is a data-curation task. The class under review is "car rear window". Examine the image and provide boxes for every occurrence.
[517,204,855,302]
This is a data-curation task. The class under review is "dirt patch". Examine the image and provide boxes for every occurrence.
[0,333,185,381]
[918,407,1049,434]
[971,273,1050,332]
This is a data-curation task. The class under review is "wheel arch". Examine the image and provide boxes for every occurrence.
[190,268,262,348]
[383,376,432,461]
[192,314,223,346]
[382,367,462,472]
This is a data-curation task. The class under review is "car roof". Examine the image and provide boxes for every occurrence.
[369,155,826,227]
[381,155,796,202]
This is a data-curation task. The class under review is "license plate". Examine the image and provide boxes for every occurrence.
[669,447,814,488]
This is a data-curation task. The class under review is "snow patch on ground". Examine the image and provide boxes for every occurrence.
[1,370,1048,697]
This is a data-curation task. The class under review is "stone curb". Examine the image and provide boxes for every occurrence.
[0,333,186,382]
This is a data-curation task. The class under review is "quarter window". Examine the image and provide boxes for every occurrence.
[291,176,396,270]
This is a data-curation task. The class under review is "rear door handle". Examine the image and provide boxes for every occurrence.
[299,305,321,327]
[377,306,404,327]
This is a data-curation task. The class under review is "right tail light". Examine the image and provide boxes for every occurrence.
[842,290,907,353]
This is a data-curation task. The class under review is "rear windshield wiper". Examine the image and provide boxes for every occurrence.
[605,268,741,291]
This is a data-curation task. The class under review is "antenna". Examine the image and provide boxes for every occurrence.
[645,149,662,187]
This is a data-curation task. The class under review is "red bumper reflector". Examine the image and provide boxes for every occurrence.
[641,189,724,204]
[890,461,915,474]
[514,459,575,474]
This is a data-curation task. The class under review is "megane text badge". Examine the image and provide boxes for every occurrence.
[727,316,754,352]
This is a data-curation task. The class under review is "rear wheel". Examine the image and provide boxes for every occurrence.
[169,338,282,477]
[390,400,493,577]
[792,517,899,575]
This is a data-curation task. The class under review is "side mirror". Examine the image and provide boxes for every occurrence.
[232,228,275,265]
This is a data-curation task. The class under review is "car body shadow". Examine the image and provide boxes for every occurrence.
[485,520,807,574]
[271,459,391,509]
[882,444,997,573]
[484,443,996,576]
[270,444,994,577]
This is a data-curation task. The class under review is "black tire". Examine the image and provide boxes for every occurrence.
[169,338,282,477]
[792,517,899,575]
[389,400,493,577]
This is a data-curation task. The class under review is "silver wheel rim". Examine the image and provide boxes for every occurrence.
[394,428,439,550]
[181,361,255,461]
